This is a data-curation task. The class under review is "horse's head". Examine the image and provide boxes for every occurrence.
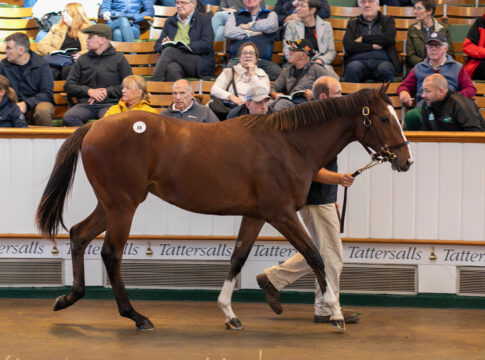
[356,83,413,172]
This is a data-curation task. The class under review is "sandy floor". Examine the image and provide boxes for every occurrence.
[0,298,484,360]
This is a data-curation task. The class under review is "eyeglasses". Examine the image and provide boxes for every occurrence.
[296,2,309,8]
[175,0,192,6]
[414,5,425,10]
[241,51,256,56]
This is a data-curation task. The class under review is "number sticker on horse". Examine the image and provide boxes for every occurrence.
[133,121,146,134]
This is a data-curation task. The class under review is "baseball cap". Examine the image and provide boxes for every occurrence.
[82,24,113,40]
[286,39,315,58]
[246,86,271,102]
[425,32,447,45]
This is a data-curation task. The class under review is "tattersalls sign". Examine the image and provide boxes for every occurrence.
[0,238,485,266]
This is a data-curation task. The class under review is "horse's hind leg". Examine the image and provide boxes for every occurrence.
[218,216,264,330]
[102,208,153,330]
[54,203,106,311]
[269,211,345,332]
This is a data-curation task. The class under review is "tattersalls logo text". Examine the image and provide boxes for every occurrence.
[348,246,422,260]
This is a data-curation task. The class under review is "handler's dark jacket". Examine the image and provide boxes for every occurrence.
[343,11,400,74]
[306,158,338,205]
[154,10,215,79]
[422,91,485,131]
[64,45,132,104]
[0,51,54,109]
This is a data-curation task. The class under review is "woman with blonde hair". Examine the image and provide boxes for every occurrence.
[37,2,92,80]
[104,75,158,116]
[0,75,27,128]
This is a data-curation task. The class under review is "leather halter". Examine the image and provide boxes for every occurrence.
[359,106,409,164]
[339,106,409,233]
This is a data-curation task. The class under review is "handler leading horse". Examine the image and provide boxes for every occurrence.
[36,84,412,333]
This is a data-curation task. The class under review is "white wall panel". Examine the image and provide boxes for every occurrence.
[415,142,439,239]
[438,143,462,240]
[461,143,485,241]
[0,139,10,232]
[392,142,416,238]
[10,139,35,232]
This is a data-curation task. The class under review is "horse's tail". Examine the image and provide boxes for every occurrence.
[36,123,93,240]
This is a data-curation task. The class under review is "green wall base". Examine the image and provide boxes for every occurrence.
[0,287,484,309]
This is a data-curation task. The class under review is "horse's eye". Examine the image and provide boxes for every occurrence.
[380,117,389,123]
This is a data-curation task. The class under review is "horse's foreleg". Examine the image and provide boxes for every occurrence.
[54,203,106,311]
[218,216,264,330]
[102,210,153,330]
[269,212,345,332]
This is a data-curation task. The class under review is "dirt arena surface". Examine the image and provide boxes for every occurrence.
[0,298,483,360]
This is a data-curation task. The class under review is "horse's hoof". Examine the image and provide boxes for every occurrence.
[136,318,155,331]
[225,318,243,330]
[53,295,68,311]
[331,319,346,333]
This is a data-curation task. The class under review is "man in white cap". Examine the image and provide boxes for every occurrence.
[226,85,272,119]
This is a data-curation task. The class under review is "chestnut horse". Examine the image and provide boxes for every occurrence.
[36,84,412,333]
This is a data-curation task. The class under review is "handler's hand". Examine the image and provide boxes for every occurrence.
[340,173,354,187]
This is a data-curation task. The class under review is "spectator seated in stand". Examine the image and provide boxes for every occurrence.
[63,24,133,126]
[343,0,400,83]
[283,0,338,79]
[226,85,272,119]
[100,0,155,42]
[406,0,453,69]
[224,0,281,81]
[150,0,215,81]
[463,14,485,81]
[274,0,329,30]
[161,79,219,122]
[36,3,92,81]
[104,75,158,116]
[398,32,476,130]
[0,75,28,128]
[270,39,329,112]
[0,33,54,126]
[33,0,100,42]
[210,41,270,120]
[407,73,485,131]
[212,0,266,42]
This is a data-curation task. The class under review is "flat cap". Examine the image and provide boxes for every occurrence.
[81,24,112,40]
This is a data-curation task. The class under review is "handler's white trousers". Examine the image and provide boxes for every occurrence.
[264,203,343,316]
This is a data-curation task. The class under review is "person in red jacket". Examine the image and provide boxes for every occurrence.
[463,14,485,80]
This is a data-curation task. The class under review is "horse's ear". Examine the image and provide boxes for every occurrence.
[379,82,390,96]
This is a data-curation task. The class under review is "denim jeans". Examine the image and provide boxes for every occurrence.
[211,11,229,42]
[109,17,140,42]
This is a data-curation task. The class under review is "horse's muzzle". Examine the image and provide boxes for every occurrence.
[392,157,413,172]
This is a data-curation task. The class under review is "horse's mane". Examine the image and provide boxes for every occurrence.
[242,88,389,132]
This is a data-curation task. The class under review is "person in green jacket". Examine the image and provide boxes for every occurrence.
[104,75,158,117]
[406,0,454,68]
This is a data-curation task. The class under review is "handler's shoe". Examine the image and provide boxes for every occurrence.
[256,273,283,315]
[313,311,360,324]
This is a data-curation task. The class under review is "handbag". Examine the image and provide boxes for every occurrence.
[43,54,74,69]
[209,67,238,120]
